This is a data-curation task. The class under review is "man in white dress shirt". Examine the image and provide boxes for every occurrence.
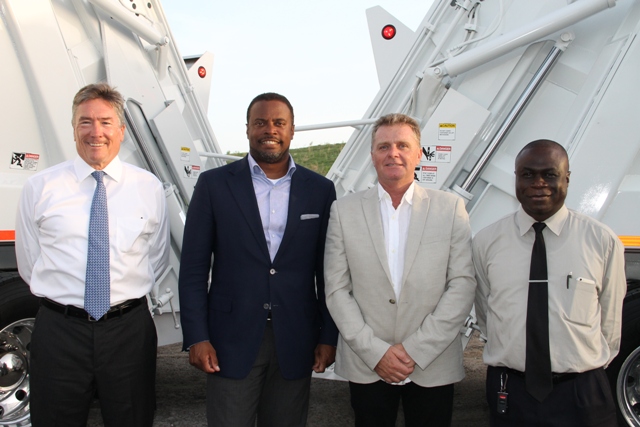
[473,139,625,426]
[15,83,170,427]
[325,113,476,426]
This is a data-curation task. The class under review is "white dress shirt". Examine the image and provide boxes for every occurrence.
[378,182,414,385]
[16,156,170,308]
[378,182,414,299]
[473,205,626,373]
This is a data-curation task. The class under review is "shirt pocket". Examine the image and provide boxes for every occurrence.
[116,217,150,253]
[564,278,599,327]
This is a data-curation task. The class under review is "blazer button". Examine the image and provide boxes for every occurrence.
[389,299,396,304]
[263,303,270,310]
[270,268,277,275]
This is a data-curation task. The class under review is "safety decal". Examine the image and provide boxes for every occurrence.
[422,145,451,163]
[416,165,437,184]
[10,152,40,171]
[180,147,191,162]
[438,123,456,141]
[183,165,200,179]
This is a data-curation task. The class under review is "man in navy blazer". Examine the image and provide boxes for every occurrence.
[179,92,338,426]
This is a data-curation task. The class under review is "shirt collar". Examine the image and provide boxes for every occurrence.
[516,204,568,237]
[377,181,415,206]
[248,153,296,179]
[73,156,123,183]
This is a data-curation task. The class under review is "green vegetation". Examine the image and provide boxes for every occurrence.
[227,143,345,176]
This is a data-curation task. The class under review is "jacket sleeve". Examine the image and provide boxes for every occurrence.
[178,174,216,350]
[316,182,339,346]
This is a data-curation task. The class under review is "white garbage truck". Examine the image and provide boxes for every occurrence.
[0,0,222,424]
[0,0,639,425]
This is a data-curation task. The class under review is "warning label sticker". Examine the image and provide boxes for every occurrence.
[183,165,200,179]
[180,147,191,162]
[418,165,437,184]
[438,123,456,141]
[10,152,40,171]
[422,146,451,163]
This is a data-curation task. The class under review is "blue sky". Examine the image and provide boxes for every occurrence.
[161,0,434,153]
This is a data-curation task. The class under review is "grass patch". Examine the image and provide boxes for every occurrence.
[227,143,345,176]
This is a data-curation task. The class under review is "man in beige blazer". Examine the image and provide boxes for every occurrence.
[325,113,476,427]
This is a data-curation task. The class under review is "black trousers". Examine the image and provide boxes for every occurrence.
[349,380,454,427]
[486,365,617,427]
[206,321,311,427]
[29,302,157,427]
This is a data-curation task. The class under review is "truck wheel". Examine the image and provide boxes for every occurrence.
[0,273,39,427]
[607,286,640,426]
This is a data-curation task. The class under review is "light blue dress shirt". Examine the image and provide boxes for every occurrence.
[248,154,297,261]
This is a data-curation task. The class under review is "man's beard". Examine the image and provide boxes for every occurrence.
[252,147,288,164]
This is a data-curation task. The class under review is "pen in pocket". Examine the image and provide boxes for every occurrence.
[566,273,596,289]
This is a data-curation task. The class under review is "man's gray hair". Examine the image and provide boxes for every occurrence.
[371,113,421,149]
[72,83,125,127]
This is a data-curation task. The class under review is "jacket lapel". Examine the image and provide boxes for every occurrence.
[227,157,270,260]
[401,186,430,286]
[361,187,394,287]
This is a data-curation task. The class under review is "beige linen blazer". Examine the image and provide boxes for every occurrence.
[324,185,476,387]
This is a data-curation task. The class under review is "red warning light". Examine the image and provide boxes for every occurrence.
[382,25,396,40]
[198,66,207,78]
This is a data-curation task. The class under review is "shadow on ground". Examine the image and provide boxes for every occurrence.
[88,333,489,426]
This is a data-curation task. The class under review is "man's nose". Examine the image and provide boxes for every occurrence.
[531,174,547,186]
[89,121,103,136]
[265,122,277,133]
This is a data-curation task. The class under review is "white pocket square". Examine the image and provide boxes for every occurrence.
[300,214,319,220]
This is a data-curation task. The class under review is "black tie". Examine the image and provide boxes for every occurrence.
[525,222,553,402]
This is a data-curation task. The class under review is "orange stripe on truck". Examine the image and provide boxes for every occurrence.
[0,230,15,241]
[619,236,640,248]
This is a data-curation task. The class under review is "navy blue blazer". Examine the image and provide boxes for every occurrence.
[179,157,338,380]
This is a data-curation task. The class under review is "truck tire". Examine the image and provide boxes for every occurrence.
[0,272,39,427]
[606,285,640,426]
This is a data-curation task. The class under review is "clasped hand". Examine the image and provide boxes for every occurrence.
[374,344,415,383]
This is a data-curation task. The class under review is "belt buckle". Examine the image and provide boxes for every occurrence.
[88,313,100,322]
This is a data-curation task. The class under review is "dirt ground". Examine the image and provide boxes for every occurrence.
[88,333,489,426]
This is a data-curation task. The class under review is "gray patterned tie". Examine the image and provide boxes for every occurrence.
[85,171,110,320]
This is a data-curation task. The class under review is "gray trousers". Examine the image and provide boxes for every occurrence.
[206,321,311,427]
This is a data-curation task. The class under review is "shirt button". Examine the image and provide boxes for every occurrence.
[263,303,270,310]
[270,268,276,275]
[389,299,396,304]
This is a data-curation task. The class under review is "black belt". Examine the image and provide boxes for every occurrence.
[504,367,580,385]
[41,296,145,322]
